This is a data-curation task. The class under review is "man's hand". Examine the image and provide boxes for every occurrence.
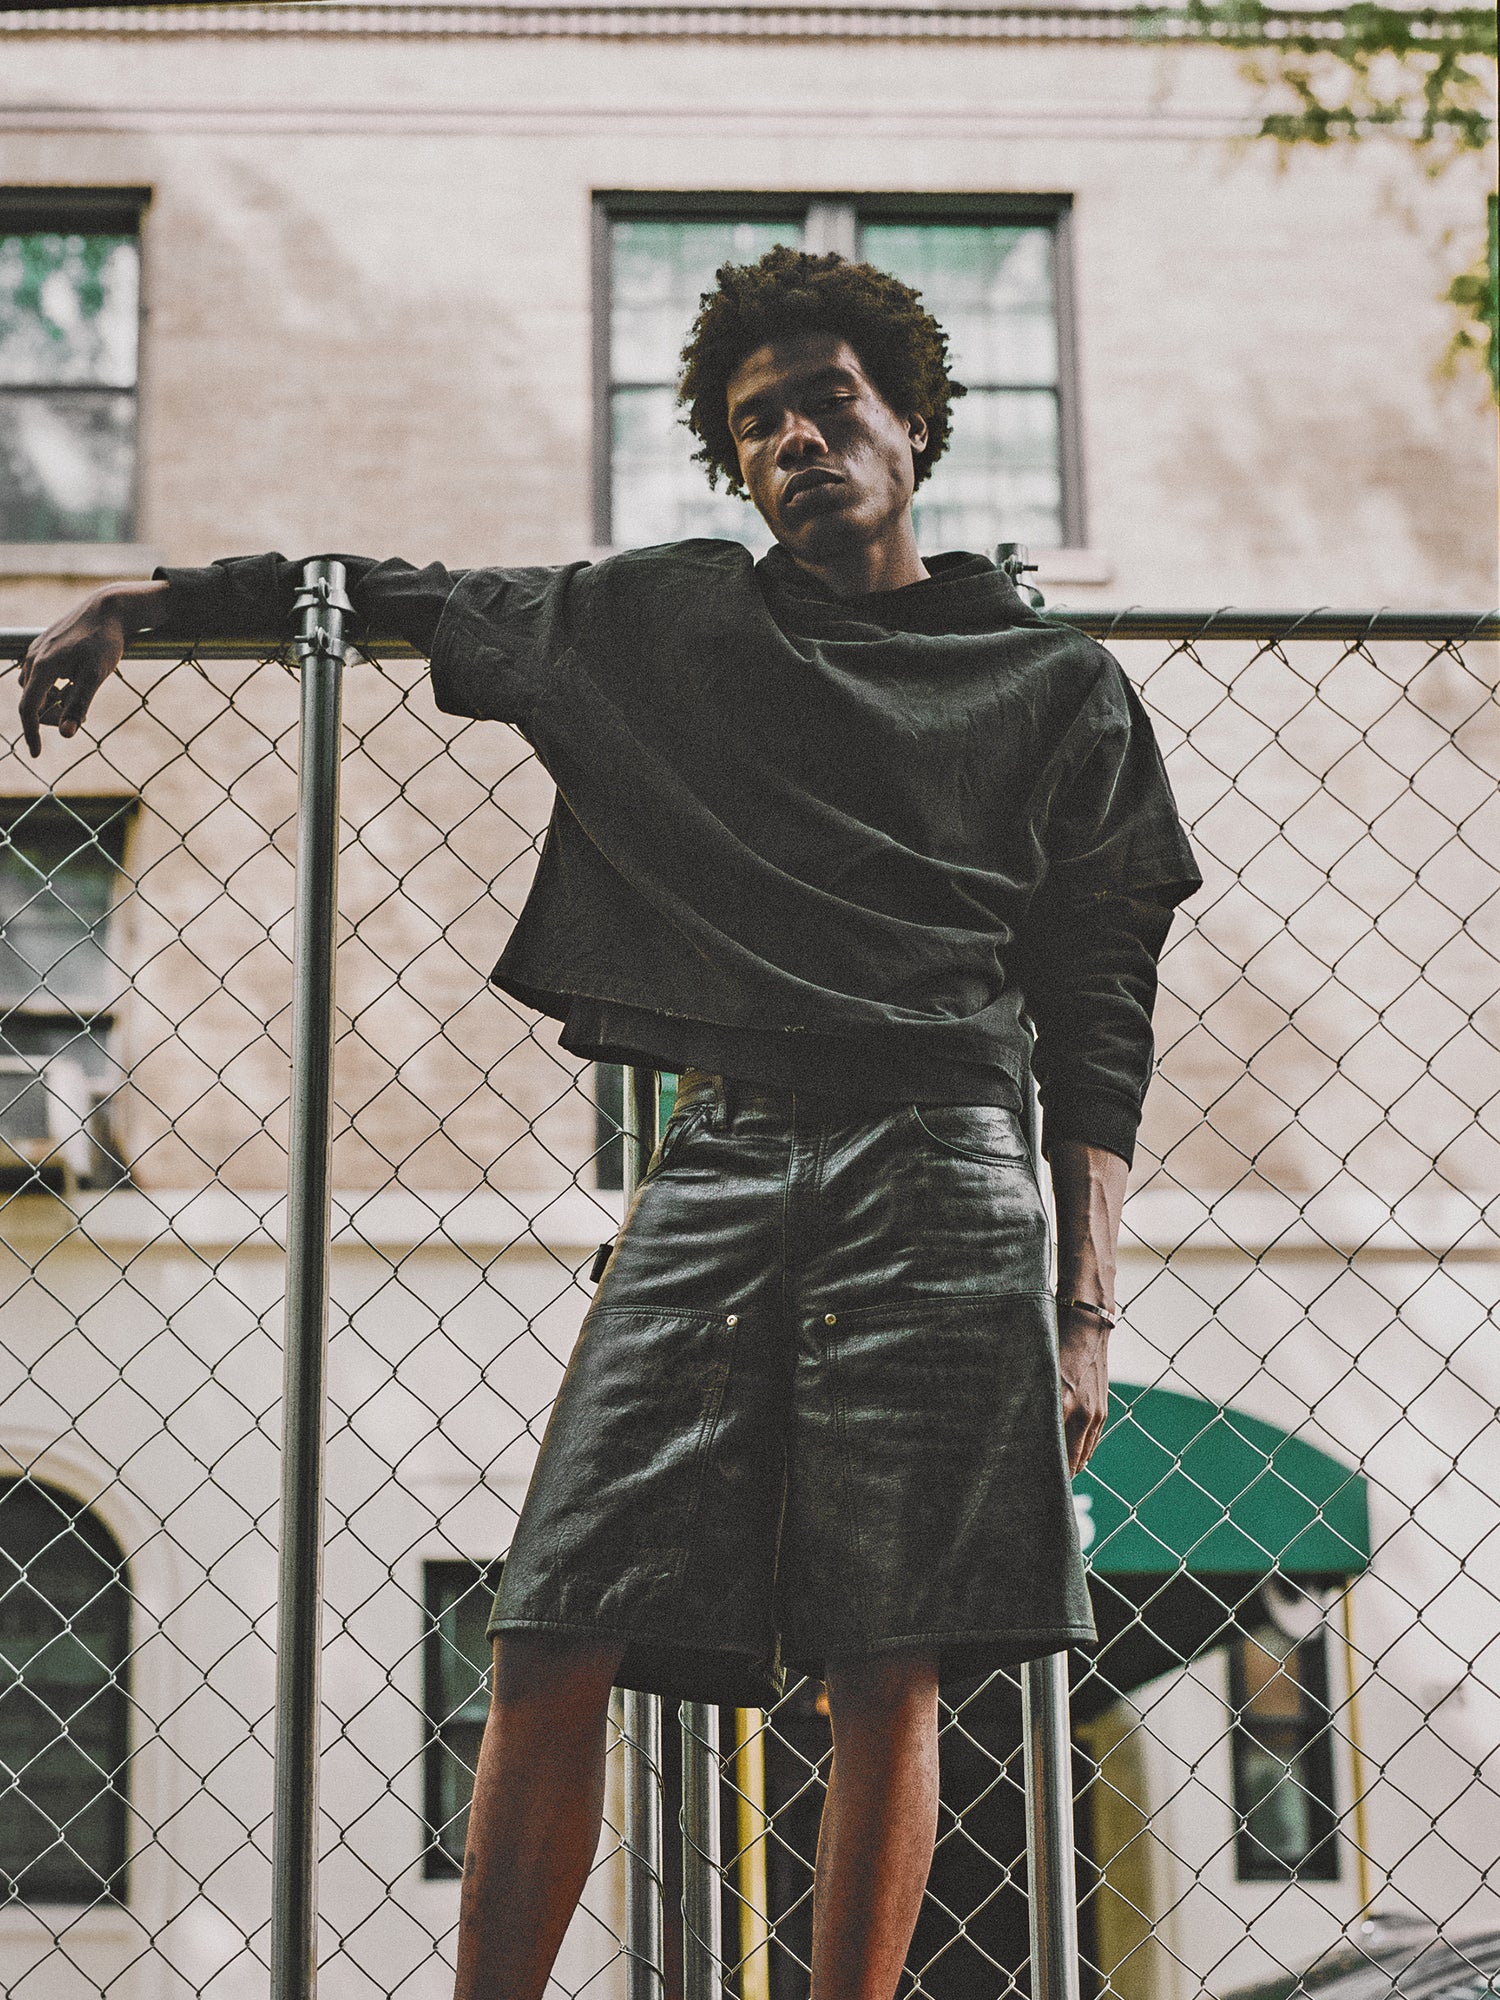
[1057,1309,1110,1475]
[15,578,168,757]
[1048,1138,1128,1474]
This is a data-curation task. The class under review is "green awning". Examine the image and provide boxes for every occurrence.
[1074,1384,1370,1577]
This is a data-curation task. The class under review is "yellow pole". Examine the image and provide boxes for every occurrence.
[735,1708,772,2000]
[1339,1587,1373,1917]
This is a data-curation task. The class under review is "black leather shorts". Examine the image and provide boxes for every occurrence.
[488,1070,1095,1706]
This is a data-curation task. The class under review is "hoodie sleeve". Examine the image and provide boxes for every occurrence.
[1013,654,1201,1164]
[151,553,463,655]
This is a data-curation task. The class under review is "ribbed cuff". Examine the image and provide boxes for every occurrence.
[1039,1087,1141,1167]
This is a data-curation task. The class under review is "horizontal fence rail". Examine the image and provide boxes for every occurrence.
[6,609,1498,665]
[0,604,1493,2000]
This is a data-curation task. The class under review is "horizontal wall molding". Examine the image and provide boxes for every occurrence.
[0,544,163,581]
[0,1182,1489,1259]
[0,99,1266,140]
[0,1,1476,43]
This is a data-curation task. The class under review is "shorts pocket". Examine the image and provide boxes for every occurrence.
[638,1102,711,1185]
[909,1102,1031,1167]
[499,1305,735,1622]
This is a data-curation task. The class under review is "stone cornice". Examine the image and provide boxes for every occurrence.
[0,1,1440,44]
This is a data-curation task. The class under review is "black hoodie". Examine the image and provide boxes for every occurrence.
[156,539,1200,1161]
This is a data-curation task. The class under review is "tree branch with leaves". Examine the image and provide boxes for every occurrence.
[1135,2,1499,392]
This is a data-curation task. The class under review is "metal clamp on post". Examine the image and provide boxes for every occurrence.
[290,569,355,667]
[996,541,1046,610]
[271,559,350,2000]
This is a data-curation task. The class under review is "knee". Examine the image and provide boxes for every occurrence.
[823,1649,939,1727]
[491,1633,624,1721]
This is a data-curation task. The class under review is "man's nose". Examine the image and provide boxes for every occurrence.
[775,414,827,463]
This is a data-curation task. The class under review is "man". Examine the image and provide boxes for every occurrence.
[18,247,1199,2000]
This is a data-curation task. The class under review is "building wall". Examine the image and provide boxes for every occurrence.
[1,16,1495,631]
[0,13,1496,1998]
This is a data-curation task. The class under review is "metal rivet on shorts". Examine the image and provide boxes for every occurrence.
[726,1314,738,1327]
[824,1312,837,1326]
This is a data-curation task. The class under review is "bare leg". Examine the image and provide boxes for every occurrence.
[454,1632,627,2000]
[809,1651,941,2000]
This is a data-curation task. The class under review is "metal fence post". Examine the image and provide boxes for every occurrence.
[616,1067,666,2000]
[270,561,350,2000]
[1020,1064,1082,2000]
[1022,1654,1081,2000]
[681,1699,722,2000]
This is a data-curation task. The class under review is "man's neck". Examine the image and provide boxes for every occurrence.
[783,521,930,599]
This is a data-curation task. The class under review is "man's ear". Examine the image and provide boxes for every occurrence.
[907,413,930,455]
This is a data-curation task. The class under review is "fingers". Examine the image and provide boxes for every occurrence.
[1060,1384,1087,1475]
[18,649,56,760]
[58,673,95,738]
[1059,1377,1105,1475]
[17,642,103,758]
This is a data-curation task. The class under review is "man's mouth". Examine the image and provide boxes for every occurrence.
[782,468,845,505]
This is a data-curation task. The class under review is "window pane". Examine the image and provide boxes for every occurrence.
[860,223,1058,387]
[0,1478,129,1903]
[611,384,773,552]
[1237,1736,1317,1869]
[424,1561,504,1875]
[0,390,135,542]
[0,803,130,1015]
[612,218,801,384]
[910,387,1062,554]
[1230,1627,1339,1881]
[0,235,138,389]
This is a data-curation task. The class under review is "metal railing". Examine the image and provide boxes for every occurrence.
[0,585,1494,2000]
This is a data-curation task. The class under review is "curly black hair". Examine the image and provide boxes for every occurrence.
[676,245,965,496]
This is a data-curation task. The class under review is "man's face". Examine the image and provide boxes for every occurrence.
[725,330,929,560]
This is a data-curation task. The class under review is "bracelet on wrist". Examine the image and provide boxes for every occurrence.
[1057,1295,1118,1331]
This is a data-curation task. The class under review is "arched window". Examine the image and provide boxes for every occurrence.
[0,1477,130,1902]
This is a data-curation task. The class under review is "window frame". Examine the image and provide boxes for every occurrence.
[0,1475,131,1906]
[421,1558,506,1879]
[0,185,151,547]
[0,794,138,1194]
[1227,1622,1341,1883]
[591,190,1083,551]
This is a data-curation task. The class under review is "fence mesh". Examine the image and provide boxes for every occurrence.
[0,612,1494,2000]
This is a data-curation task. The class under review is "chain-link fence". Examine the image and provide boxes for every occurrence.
[0,595,1494,2000]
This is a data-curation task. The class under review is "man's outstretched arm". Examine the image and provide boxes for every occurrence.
[16,554,460,757]
[17,577,168,755]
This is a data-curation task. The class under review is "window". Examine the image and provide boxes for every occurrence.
[0,797,134,1193]
[1229,1622,1340,1880]
[422,1559,504,1876]
[0,1477,130,1904]
[596,195,1079,556]
[0,189,146,543]
[593,1065,679,1192]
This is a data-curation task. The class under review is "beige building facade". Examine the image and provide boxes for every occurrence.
[0,8,1495,2000]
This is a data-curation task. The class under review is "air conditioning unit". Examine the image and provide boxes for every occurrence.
[0,1054,105,1192]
